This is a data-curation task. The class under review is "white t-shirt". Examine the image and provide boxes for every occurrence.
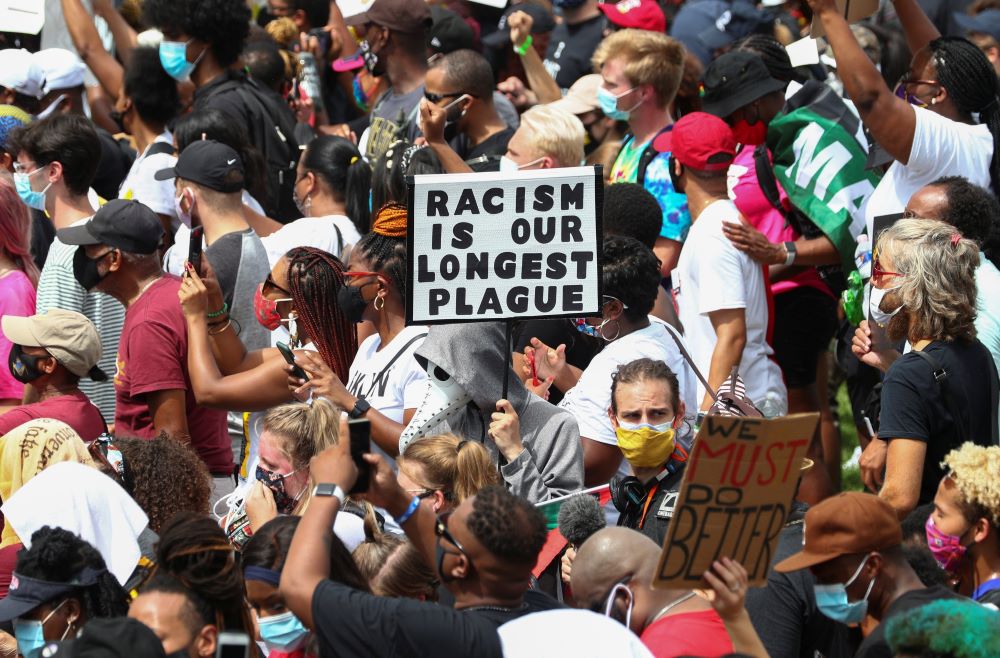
[347,325,428,425]
[673,200,786,410]
[558,318,698,478]
[118,132,178,218]
[865,106,993,236]
[261,214,362,267]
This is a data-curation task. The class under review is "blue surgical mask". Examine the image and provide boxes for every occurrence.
[15,599,69,658]
[257,610,309,652]
[814,555,876,625]
[159,40,205,82]
[597,86,638,122]
[13,168,51,212]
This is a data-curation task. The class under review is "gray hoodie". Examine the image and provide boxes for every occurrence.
[411,322,584,503]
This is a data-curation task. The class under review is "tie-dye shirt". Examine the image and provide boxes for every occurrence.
[609,135,691,242]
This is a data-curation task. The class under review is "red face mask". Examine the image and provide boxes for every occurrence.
[254,284,292,331]
[731,118,768,146]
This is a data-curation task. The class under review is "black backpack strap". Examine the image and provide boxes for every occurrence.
[911,348,970,445]
[637,125,673,186]
[661,323,719,405]
[145,141,176,158]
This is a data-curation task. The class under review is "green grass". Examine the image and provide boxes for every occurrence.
[837,382,864,492]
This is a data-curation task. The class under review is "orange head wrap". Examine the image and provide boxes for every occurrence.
[373,202,408,238]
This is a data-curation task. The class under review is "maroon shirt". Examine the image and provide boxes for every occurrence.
[114,275,232,474]
[0,391,106,441]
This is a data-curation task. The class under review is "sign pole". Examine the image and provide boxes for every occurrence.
[502,318,513,401]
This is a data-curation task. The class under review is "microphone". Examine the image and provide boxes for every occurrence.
[558,494,606,548]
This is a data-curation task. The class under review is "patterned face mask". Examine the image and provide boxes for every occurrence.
[256,465,304,514]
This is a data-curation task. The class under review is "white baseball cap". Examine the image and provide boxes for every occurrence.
[32,49,86,95]
[0,49,44,99]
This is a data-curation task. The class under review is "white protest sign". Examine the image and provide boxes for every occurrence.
[406,166,603,325]
[1,0,44,35]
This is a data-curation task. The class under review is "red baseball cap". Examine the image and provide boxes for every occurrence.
[598,0,666,32]
[659,112,736,171]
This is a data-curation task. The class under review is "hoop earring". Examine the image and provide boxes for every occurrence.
[374,293,385,311]
[599,319,621,342]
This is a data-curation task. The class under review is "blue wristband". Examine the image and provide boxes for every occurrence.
[394,496,421,526]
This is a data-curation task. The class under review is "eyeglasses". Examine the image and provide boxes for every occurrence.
[263,272,292,296]
[893,77,940,108]
[872,258,903,287]
[12,162,42,175]
[343,270,380,279]
[435,511,468,558]
[406,489,437,499]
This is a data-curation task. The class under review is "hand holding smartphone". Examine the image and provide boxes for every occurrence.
[188,225,204,276]
[348,417,372,494]
[277,341,309,381]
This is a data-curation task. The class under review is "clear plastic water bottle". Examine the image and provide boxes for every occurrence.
[854,233,871,280]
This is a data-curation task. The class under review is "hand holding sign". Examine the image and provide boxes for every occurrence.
[489,399,524,462]
[702,557,749,622]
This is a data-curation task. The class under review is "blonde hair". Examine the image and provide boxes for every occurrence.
[878,217,979,343]
[520,105,585,168]
[261,397,341,470]
[591,30,685,108]
[352,507,437,600]
[942,443,1000,527]
[398,434,499,504]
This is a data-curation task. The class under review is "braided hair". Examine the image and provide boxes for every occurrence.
[929,37,1000,195]
[355,213,408,302]
[285,247,358,382]
[735,34,796,84]
[15,526,129,621]
[155,512,253,636]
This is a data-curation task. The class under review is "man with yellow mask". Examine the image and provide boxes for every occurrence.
[606,357,689,544]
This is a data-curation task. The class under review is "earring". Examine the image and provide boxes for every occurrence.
[930,98,937,105]
[599,320,621,342]
[374,293,385,311]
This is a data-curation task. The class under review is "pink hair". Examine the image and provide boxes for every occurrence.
[0,177,39,287]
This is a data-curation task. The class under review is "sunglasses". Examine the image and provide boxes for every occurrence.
[263,272,292,296]
[872,258,903,286]
[435,511,469,558]
[893,77,940,108]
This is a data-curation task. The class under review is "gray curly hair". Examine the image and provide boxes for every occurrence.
[878,217,979,343]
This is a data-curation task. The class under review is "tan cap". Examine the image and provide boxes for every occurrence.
[2,310,102,378]
[774,492,902,573]
[548,74,603,117]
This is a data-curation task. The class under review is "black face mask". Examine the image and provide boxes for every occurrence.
[108,108,126,134]
[73,248,113,292]
[337,284,369,324]
[436,543,457,584]
[8,344,46,384]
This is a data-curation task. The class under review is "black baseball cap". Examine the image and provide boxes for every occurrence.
[155,139,245,194]
[0,568,105,622]
[40,617,167,658]
[428,6,475,54]
[701,51,786,119]
[483,3,555,49]
[56,199,164,255]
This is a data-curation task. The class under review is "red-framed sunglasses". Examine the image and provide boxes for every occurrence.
[343,270,380,280]
[872,258,903,283]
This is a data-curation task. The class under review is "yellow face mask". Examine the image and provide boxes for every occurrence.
[615,420,675,468]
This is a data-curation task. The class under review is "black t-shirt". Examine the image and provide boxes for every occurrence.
[878,339,998,505]
[311,580,503,658]
[745,503,857,658]
[635,468,685,547]
[512,318,601,404]
[464,589,564,626]
[855,586,962,658]
[543,15,607,91]
[452,127,516,172]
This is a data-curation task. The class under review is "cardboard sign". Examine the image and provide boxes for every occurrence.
[810,0,877,39]
[1,0,44,35]
[406,167,603,325]
[653,413,819,589]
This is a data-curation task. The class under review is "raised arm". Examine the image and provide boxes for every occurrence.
[508,11,562,105]
[60,0,124,98]
[807,0,918,164]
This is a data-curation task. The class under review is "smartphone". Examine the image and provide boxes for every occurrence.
[308,27,332,57]
[188,225,204,276]
[276,341,309,381]
[348,417,372,494]
[215,632,250,658]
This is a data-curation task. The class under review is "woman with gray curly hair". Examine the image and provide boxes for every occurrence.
[853,218,998,518]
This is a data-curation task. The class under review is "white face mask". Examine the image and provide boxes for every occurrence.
[869,284,903,326]
[499,156,544,174]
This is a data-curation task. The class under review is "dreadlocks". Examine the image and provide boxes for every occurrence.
[285,246,357,381]
[735,34,796,84]
[930,36,1000,196]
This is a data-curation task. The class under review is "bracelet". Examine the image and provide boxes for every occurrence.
[393,496,421,526]
[513,34,533,56]
[206,302,229,319]
[208,319,232,335]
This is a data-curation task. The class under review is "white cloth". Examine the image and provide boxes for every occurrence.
[864,106,993,237]
[558,318,698,479]
[673,200,787,410]
[164,191,267,275]
[118,132,178,218]
[261,215,362,266]
[32,48,86,94]
[500,609,654,658]
[2,462,149,587]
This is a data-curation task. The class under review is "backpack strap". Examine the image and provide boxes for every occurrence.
[636,125,674,186]
[145,141,176,158]
[911,348,970,445]
[661,324,719,405]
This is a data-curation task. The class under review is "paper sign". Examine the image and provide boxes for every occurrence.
[406,166,603,325]
[810,0,878,39]
[1,0,44,35]
[336,0,375,20]
[653,413,819,589]
[786,37,820,68]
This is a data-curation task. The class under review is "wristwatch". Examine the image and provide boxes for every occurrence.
[783,241,797,266]
[313,483,346,505]
[348,398,371,419]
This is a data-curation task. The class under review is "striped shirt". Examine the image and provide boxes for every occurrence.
[36,223,125,424]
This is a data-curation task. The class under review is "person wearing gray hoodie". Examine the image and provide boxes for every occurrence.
[399,321,584,503]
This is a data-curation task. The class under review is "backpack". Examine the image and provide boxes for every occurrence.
[635,125,674,187]
[753,144,848,296]
[203,76,300,222]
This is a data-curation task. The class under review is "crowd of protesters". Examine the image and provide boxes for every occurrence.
[0,0,999,655]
